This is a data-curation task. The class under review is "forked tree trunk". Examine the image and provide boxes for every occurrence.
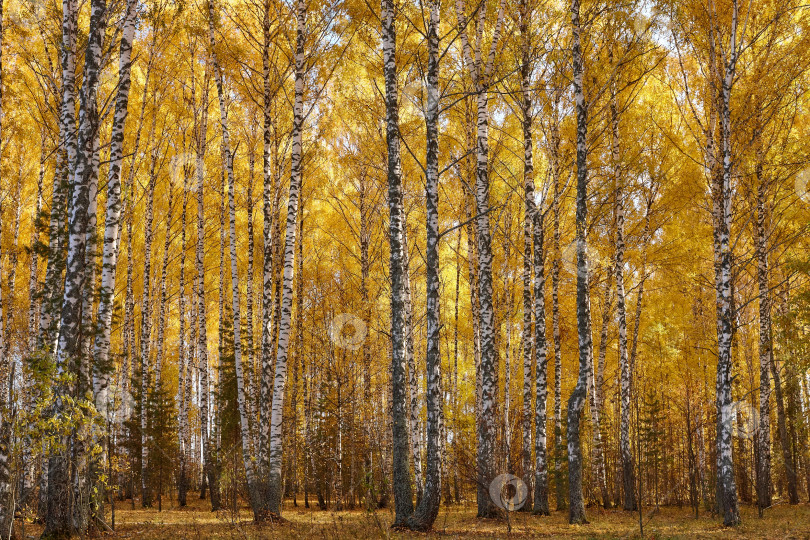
[406,2,441,528]
[381,0,414,524]
[47,0,107,533]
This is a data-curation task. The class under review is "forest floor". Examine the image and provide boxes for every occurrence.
[15,497,810,539]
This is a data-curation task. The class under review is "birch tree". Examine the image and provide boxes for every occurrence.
[93,0,138,423]
[381,0,414,524]
[613,82,636,512]
[44,0,107,533]
[453,0,507,516]
[0,2,9,534]
[711,2,742,525]
[207,0,261,518]
[406,0,441,528]
[567,0,591,523]
[267,0,306,515]
[533,203,551,516]
[518,0,535,510]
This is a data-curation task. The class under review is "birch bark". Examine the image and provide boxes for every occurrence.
[48,0,107,533]
[567,0,591,523]
[207,0,261,517]
[613,89,636,512]
[93,0,138,420]
[712,2,741,524]
[267,0,306,515]
[406,1,441,527]
[381,0,414,522]
[519,0,535,508]
[754,145,772,511]
[533,208,551,516]
[453,0,507,516]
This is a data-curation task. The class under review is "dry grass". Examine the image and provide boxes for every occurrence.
[16,498,810,539]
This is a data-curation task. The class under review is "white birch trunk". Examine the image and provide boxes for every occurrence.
[139,143,158,508]
[453,0,507,516]
[207,0,261,516]
[406,3,441,527]
[267,0,306,514]
[533,208,551,516]
[567,0,591,523]
[381,0,414,521]
[92,0,137,420]
[613,90,636,512]
[712,2,741,524]
[48,0,106,533]
[154,185,174,385]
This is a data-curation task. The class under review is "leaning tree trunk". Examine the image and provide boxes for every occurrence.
[267,0,305,516]
[381,0,414,525]
[567,0,591,523]
[406,2,441,528]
